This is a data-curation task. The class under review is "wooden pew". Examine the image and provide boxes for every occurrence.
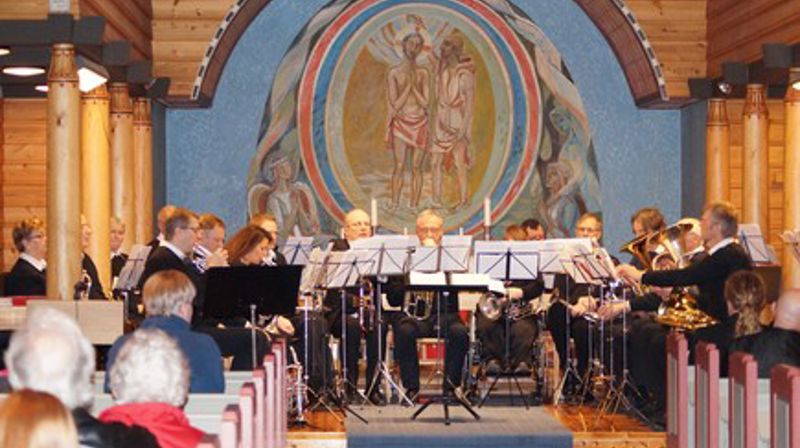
[220,404,240,448]
[239,382,255,448]
[695,342,719,448]
[729,351,759,448]
[197,434,220,448]
[666,332,688,448]
[770,364,800,448]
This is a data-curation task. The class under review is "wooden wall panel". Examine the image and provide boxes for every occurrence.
[726,98,785,260]
[79,0,153,61]
[1,99,47,271]
[151,0,237,97]
[627,0,707,99]
[707,0,800,78]
[0,0,78,19]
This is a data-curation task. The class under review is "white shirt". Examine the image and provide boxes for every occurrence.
[707,237,735,256]
[20,252,46,272]
[162,241,186,260]
[111,249,124,259]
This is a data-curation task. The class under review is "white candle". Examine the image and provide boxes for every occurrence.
[340,227,345,239]
[371,197,378,227]
[483,197,491,227]
[459,227,464,236]
[403,227,408,236]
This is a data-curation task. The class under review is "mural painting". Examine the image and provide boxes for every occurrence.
[247,0,602,239]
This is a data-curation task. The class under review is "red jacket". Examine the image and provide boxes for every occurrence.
[98,402,204,448]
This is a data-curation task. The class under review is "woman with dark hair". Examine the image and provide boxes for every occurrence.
[224,225,272,266]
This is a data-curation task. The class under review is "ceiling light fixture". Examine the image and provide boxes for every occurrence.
[35,85,48,93]
[0,47,10,57]
[76,56,109,93]
[790,68,800,91]
[717,81,733,96]
[2,66,45,77]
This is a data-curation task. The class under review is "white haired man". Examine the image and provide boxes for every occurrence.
[106,270,224,393]
[5,307,158,448]
[101,328,203,448]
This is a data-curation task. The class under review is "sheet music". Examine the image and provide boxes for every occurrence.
[324,251,355,289]
[440,235,473,272]
[472,241,509,279]
[299,247,330,293]
[115,244,152,290]
[410,246,439,272]
[473,241,539,280]
[534,238,593,273]
[449,273,503,294]
[737,223,772,263]
[408,270,447,286]
[350,235,414,276]
[280,236,315,265]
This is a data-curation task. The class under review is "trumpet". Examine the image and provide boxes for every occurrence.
[403,291,433,321]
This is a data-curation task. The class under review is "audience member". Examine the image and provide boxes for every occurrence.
[5,307,157,447]
[106,270,224,393]
[101,328,204,448]
[731,288,800,377]
[0,389,78,448]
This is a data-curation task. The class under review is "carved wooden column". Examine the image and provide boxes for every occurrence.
[110,83,135,251]
[47,43,81,300]
[783,85,800,287]
[706,99,730,202]
[742,84,769,232]
[81,85,111,291]
[133,98,153,245]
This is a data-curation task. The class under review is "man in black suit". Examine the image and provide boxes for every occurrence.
[6,217,47,296]
[250,213,288,265]
[145,204,177,255]
[392,209,469,400]
[110,216,128,280]
[617,201,752,417]
[79,215,105,300]
[192,213,229,273]
[140,208,269,371]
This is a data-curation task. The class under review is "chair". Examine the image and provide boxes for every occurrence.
[728,351,758,448]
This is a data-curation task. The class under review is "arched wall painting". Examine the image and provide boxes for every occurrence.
[247,0,602,239]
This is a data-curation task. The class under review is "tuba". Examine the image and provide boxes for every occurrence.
[478,292,506,321]
[403,291,433,320]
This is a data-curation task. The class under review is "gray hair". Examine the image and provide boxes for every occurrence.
[142,270,196,317]
[5,307,95,410]
[109,328,189,407]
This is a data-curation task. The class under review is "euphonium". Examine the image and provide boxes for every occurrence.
[478,292,506,321]
[619,233,652,269]
[404,291,433,320]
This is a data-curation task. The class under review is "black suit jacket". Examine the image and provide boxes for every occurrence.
[642,242,751,322]
[730,326,800,378]
[5,257,46,296]
[139,246,206,321]
[81,253,105,300]
[111,253,128,279]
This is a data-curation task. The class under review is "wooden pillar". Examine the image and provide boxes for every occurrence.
[110,83,135,251]
[46,44,81,300]
[783,85,800,287]
[706,99,730,202]
[81,85,111,291]
[741,84,769,231]
[133,98,153,245]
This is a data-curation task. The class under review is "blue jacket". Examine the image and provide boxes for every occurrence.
[105,315,225,393]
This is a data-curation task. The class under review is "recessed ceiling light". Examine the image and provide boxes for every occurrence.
[2,66,45,77]
[0,47,10,57]
[35,85,48,93]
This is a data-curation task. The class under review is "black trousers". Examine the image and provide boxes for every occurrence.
[394,313,468,391]
[476,313,537,366]
[197,326,271,371]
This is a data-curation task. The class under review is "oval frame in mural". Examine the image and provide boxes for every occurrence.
[248,0,602,239]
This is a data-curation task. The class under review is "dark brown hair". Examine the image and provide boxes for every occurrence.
[224,225,271,264]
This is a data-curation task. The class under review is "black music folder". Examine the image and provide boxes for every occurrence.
[203,265,301,320]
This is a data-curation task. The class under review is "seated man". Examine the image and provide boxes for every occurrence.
[80,215,106,300]
[477,224,543,376]
[192,213,229,273]
[101,329,204,448]
[250,212,287,265]
[106,270,224,393]
[731,288,800,377]
[146,204,177,254]
[140,208,269,371]
[6,217,47,296]
[520,218,546,241]
[392,209,469,399]
[5,307,158,447]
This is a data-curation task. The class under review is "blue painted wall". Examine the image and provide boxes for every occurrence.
[166,0,682,255]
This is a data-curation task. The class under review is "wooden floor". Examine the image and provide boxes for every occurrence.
[286,404,665,448]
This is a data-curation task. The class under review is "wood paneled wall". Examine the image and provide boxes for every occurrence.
[726,98,785,260]
[707,0,800,78]
[628,0,707,99]
[151,0,237,97]
[1,99,47,271]
[78,0,153,61]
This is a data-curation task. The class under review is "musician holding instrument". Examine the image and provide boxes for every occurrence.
[616,201,752,420]
[477,225,543,376]
[391,209,469,401]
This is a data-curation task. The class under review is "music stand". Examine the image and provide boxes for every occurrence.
[473,241,540,408]
[738,223,774,264]
[351,235,416,406]
[406,270,482,425]
[113,244,152,321]
[281,236,315,265]
[316,251,370,423]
